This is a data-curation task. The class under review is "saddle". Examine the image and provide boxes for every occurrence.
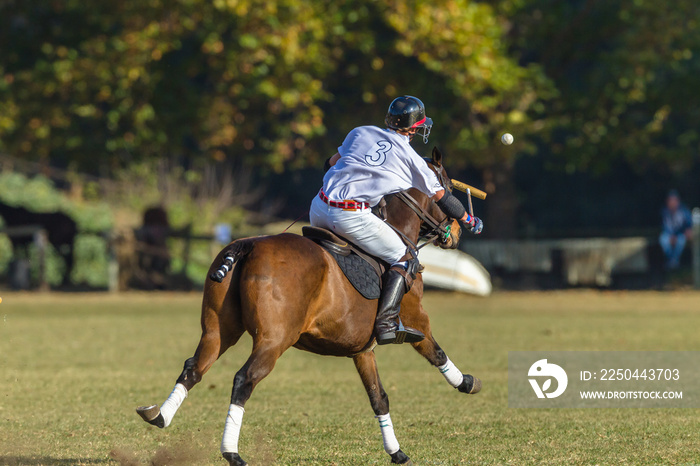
[302,226,385,300]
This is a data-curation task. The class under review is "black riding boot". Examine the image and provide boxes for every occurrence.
[375,268,425,345]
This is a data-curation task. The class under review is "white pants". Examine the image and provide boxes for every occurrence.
[309,195,407,264]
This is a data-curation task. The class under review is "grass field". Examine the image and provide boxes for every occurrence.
[1,290,700,465]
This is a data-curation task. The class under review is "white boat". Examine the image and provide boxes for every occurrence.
[418,244,492,296]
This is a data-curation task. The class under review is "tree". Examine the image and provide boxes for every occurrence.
[496,0,700,174]
[1,0,553,236]
[0,0,340,172]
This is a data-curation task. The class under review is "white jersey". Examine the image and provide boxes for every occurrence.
[322,125,442,207]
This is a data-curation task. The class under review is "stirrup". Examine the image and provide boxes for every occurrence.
[394,319,424,344]
[377,331,397,345]
[376,320,424,345]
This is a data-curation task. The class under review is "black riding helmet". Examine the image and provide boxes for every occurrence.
[385,95,433,143]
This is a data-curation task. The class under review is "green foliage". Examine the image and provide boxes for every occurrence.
[382,0,554,164]
[0,169,251,288]
[0,172,113,232]
[28,241,65,287]
[495,0,700,173]
[0,172,114,287]
[3,0,699,176]
[109,159,247,287]
[5,0,699,239]
[0,233,10,271]
[111,160,247,232]
[0,172,71,212]
[0,0,552,174]
[71,234,110,287]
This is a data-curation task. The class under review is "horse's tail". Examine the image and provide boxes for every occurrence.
[209,238,256,283]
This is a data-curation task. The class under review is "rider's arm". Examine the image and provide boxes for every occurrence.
[323,153,341,173]
[432,189,473,225]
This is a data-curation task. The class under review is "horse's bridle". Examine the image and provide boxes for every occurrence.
[384,162,455,253]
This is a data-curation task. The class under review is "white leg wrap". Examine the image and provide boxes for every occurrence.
[376,413,400,454]
[438,358,463,388]
[160,383,188,428]
[221,404,245,454]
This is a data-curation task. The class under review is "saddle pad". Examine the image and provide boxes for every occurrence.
[326,249,381,300]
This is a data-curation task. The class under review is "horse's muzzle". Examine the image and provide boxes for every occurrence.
[436,220,462,250]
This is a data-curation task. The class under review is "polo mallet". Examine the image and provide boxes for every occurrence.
[451,179,484,224]
[467,188,474,218]
[451,180,487,200]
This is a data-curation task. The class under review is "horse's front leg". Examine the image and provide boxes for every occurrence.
[399,281,481,394]
[412,337,481,394]
[353,352,412,465]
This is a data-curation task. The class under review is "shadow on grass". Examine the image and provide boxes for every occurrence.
[0,458,110,465]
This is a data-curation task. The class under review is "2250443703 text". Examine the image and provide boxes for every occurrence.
[581,368,680,381]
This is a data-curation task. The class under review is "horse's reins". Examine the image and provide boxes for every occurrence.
[392,191,451,250]
[384,163,453,254]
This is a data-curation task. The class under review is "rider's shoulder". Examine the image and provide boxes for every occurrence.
[344,125,390,143]
[349,125,385,135]
[346,126,411,148]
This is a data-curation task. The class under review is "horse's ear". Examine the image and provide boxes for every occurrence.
[431,146,443,167]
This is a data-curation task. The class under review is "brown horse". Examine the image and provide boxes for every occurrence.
[136,148,482,465]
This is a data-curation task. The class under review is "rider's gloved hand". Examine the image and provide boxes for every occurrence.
[462,214,483,235]
[470,217,483,235]
[437,190,483,235]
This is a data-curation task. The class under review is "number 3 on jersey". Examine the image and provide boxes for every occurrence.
[365,140,393,166]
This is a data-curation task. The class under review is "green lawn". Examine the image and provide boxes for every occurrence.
[1,291,700,465]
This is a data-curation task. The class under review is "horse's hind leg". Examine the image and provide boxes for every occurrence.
[221,340,291,466]
[137,290,245,428]
[353,352,412,465]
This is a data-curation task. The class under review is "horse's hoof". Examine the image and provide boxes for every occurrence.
[390,449,412,464]
[457,374,481,394]
[222,452,247,466]
[136,405,165,428]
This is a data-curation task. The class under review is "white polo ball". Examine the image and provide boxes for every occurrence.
[501,133,514,145]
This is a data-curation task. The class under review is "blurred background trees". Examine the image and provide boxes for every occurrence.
[1,0,699,240]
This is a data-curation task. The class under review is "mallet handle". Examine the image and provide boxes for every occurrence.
[467,189,474,217]
[451,180,487,200]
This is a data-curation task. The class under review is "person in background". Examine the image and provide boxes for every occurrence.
[659,190,693,269]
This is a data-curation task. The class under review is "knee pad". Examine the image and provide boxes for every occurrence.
[390,256,420,291]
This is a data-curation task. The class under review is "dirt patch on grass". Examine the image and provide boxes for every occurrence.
[110,442,206,466]
[109,448,140,466]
